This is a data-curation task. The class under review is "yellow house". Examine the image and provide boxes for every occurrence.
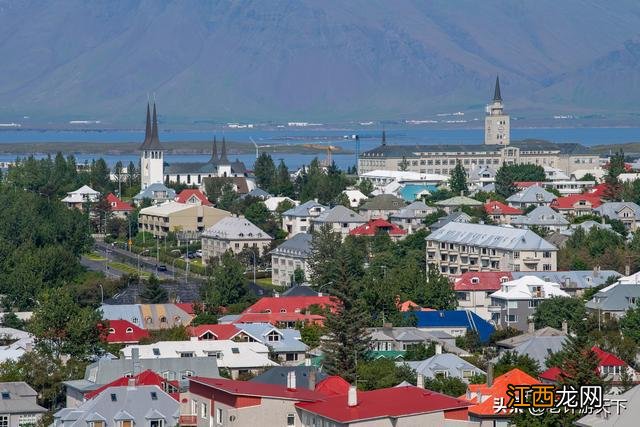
[138,201,231,238]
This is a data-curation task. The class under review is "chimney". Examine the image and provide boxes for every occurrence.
[528,322,535,334]
[308,369,317,391]
[435,343,442,355]
[486,363,494,388]
[416,373,424,389]
[561,320,568,334]
[347,385,358,407]
[132,348,140,376]
[127,377,136,390]
[286,371,296,390]
[318,292,323,297]
[274,292,280,298]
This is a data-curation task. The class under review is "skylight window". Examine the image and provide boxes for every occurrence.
[110,393,117,402]
[0,391,9,400]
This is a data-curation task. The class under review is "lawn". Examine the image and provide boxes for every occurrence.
[85,252,106,261]
[108,262,150,278]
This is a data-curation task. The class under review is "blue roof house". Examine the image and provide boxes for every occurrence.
[407,310,495,343]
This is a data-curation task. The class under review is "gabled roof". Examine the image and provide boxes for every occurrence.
[242,296,337,316]
[511,205,569,227]
[186,324,240,340]
[202,217,271,240]
[453,272,513,292]
[551,194,602,210]
[489,276,569,300]
[592,346,627,367]
[463,369,540,417]
[314,376,350,396]
[390,201,435,219]
[594,202,640,219]
[359,194,407,211]
[270,233,313,258]
[296,386,472,423]
[539,366,565,382]
[494,336,567,367]
[506,185,556,204]
[349,219,407,237]
[106,193,133,212]
[429,211,472,231]
[405,353,485,380]
[0,382,46,414]
[427,222,557,251]
[409,310,495,343]
[175,189,212,206]
[585,281,640,312]
[495,326,565,348]
[190,377,323,402]
[84,370,166,400]
[484,200,522,215]
[283,200,327,217]
[250,366,327,390]
[133,183,176,201]
[313,205,366,224]
[104,319,149,344]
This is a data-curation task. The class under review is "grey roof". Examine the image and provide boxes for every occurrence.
[133,183,176,201]
[242,188,272,199]
[560,220,614,237]
[139,103,164,150]
[429,211,472,232]
[511,205,569,227]
[511,140,590,155]
[506,185,556,204]
[282,285,320,297]
[493,336,567,367]
[468,165,497,181]
[367,327,465,356]
[390,201,436,219]
[54,385,179,427]
[64,357,219,391]
[270,233,313,259]
[202,217,272,240]
[313,205,366,224]
[283,200,327,217]
[0,381,46,414]
[361,144,500,158]
[164,159,247,175]
[238,323,308,353]
[512,270,621,290]
[404,353,485,380]
[594,202,640,220]
[586,282,640,313]
[495,327,566,349]
[359,194,407,211]
[576,383,640,426]
[250,366,327,389]
[427,222,557,251]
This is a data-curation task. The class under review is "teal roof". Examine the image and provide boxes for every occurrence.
[399,184,439,201]
[369,350,406,360]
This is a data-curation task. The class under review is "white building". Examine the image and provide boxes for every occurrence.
[281,201,327,237]
[201,216,272,264]
[311,205,367,239]
[139,103,166,190]
[61,185,100,209]
[426,222,558,276]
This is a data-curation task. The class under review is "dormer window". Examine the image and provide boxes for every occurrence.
[160,316,167,323]
[125,327,133,334]
[471,277,479,284]
[108,328,116,334]
[280,308,287,313]
[267,331,281,342]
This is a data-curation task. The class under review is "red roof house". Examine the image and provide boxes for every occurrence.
[106,193,133,215]
[453,272,513,292]
[550,194,602,215]
[349,219,407,240]
[84,370,175,400]
[297,385,472,425]
[461,368,540,420]
[175,189,212,206]
[514,181,545,189]
[484,200,523,216]
[187,324,240,340]
[314,376,350,397]
[539,366,566,383]
[588,183,609,198]
[236,296,339,327]
[103,319,149,344]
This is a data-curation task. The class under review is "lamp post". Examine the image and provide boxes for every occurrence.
[172,258,179,281]
[98,283,104,305]
[248,250,257,286]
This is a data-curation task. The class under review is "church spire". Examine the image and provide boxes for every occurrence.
[493,75,502,102]
[219,137,229,163]
[150,103,159,144]
[210,136,218,163]
[381,129,387,146]
[143,103,151,144]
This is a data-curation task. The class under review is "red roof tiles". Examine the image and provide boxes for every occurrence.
[592,346,627,367]
[539,366,565,382]
[187,324,240,340]
[238,296,338,325]
[349,219,407,237]
[297,386,472,423]
[175,189,212,206]
[190,377,324,402]
[484,201,523,215]
[453,272,513,292]
[551,194,602,210]
[106,193,133,212]
[314,376,350,396]
[103,319,149,344]
[85,370,168,400]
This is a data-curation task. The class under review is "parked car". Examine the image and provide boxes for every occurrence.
[156,265,167,272]
[195,249,203,258]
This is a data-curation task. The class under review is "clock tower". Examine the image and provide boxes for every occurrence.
[485,76,510,146]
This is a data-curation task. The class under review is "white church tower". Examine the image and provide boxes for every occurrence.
[484,76,510,146]
[140,103,166,189]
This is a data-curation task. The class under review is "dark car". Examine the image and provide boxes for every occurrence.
[156,265,167,272]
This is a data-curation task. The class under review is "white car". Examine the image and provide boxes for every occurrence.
[195,249,203,258]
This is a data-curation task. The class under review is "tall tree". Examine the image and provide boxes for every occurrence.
[201,251,248,308]
[253,153,276,191]
[604,150,625,201]
[139,274,168,303]
[533,296,585,333]
[417,269,457,310]
[308,224,343,287]
[274,160,294,197]
[449,160,468,195]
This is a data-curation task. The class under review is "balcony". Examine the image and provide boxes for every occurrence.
[522,257,540,264]
[487,305,503,313]
[179,415,197,426]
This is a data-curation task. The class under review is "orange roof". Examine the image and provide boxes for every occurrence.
[462,368,540,417]
[551,194,602,210]
[175,189,212,206]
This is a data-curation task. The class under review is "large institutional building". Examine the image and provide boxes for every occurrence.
[139,103,247,190]
[358,77,599,176]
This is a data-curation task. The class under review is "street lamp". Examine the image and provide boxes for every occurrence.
[316,281,333,296]
[172,257,179,280]
[247,250,257,286]
[98,283,104,305]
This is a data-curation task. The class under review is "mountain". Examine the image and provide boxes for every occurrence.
[0,0,639,126]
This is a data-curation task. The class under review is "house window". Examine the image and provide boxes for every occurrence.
[543,251,552,258]
[0,416,6,427]
[543,264,552,271]
[149,420,164,427]
[180,352,194,358]
[126,327,133,334]
[108,328,116,334]
[110,393,117,402]
[267,331,281,342]
[151,391,158,400]
[152,348,161,356]
[286,353,297,361]
[20,415,39,426]
[287,414,295,426]
[216,408,223,424]
[513,252,520,259]
[201,402,208,418]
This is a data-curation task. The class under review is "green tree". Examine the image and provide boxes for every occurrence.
[495,163,546,198]
[299,323,324,348]
[581,172,597,182]
[620,299,640,345]
[418,269,457,310]
[399,156,409,171]
[423,375,468,397]
[604,150,625,201]
[253,153,276,192]
[293,267,306,285]
[493,351,540,377]
[28,287,104,360]
[357,179,374,196]
[404,342,435,361]
[533,297,585,333]
[244,201,272,230]
[308,224,343,287]
[495,162,516,198]
[274,160,295,197]
[139,274,168,303]
[449,161,468,195]
[1,312,25,329]
[201,251,248,307]
[356,359,416,391]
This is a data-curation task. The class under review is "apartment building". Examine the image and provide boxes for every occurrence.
[201,217,272,264]
[281,201,327,236]
[310,205,366,239]
[138,202,230,238]
[0,382,46,427]
[426,222,558,276]
[270,233,313,287]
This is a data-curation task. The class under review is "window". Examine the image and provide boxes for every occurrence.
[513,252,520,259]
[151,391,158,400]
[108,328,116,334]
[20,415,39,426]
[160,316,167,323]
[543,251,552,258]
[180,352,194,358]
[286,353,297,361]
[126,327,133,334]
[201,402,208,418]
[152,348,160,356]
[231,347,240,354]
[267,331,281,342]
[149,420,163,427]
[110,393,117,402]
[0,416,7,427]
[287,414,295,426]
[216,408,223,425]
[543,264,552,271]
